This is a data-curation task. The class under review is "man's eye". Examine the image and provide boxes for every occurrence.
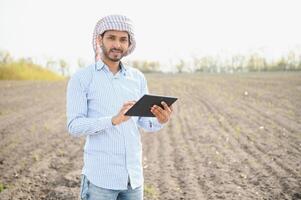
[121,39,128,43]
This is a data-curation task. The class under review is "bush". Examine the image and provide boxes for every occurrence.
[0,61,64,80]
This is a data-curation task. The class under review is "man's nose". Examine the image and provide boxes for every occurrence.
[112,40,121,49]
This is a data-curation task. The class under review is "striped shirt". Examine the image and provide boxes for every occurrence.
[66,60,163,190]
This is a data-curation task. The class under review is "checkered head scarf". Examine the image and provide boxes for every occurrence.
[92,15,136,62]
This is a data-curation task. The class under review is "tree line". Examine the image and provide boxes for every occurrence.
[1,50,300,75]
[131,51,301,73]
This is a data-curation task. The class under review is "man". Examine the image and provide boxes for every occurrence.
[66,15,173,200]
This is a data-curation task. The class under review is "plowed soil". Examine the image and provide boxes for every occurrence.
[0,72,300,200]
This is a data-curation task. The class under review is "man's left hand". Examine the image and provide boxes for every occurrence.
[150,101,173,124]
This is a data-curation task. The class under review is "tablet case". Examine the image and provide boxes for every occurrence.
[125,94,178,117]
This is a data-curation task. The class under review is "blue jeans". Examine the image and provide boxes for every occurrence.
[80,175,143,200]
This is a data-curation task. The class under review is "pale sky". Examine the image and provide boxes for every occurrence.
[1,0,301,72]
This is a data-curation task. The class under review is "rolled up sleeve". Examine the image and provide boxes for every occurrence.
[136,73,164,132]
[66,74,114,137]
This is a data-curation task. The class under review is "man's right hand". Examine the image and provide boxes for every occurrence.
[111,101,136,126]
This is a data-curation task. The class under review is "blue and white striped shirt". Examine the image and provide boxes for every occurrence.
[66,60,163,190]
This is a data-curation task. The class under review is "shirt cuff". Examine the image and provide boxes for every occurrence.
[152,118,165,129]
[97,116,114,130]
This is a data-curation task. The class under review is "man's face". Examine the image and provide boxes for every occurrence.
[99,30,130,62]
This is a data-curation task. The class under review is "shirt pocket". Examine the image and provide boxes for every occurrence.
[119,77,141,101]
[87,85,118,116]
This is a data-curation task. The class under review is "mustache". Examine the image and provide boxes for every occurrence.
[110,48,123,53]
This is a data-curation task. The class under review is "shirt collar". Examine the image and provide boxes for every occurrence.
[95,60,128,73]
[119,61,128,72]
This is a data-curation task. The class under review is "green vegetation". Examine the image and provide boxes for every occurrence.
[128,50,301,73]
[0,182,6,193]
[0,50,65,80]
[0,61,64,80]
[144,184,158,199]
[191,51,301,73]
[126,60,161,73]
[1,48,301,75]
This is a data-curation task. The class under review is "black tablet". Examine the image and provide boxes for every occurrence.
[125,94,178,117]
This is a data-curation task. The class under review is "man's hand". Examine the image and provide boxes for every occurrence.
[151,101,173,124]
[111,101,136,126]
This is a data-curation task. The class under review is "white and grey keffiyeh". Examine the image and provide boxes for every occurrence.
[92,14,136,62]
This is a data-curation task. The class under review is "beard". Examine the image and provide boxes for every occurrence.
[100,44,126,62]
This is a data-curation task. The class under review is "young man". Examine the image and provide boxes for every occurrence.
[66,15,173,200]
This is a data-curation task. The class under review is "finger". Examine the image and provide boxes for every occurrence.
[127,103,136,109]
[125,104,135,111]
[151,105,167,119]
[156,104,170,120]
[124,100,137,105]
[170,105,173,112]
[151,108,164,120]
[122,103,135,111]
[123,101,136,106]
[152,105,167,116]
[121,105,134,114]
[161,101,172,113]
[151,109,168,123]
[150,105,160,115]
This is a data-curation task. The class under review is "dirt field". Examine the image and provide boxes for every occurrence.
[0,72,300,200]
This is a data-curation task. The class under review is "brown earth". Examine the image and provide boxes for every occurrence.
[0,72,300,200]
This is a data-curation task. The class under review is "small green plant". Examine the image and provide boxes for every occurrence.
[32,153,40,162]
[43,123,50,131]
[207,114,214,123]
[0,182,6,193]
[30,124,37,134]
[144,184,158,199]
[56,149,66,157]
[235,125,241,135]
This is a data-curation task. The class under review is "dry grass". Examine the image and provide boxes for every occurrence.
[0,62,64,80]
